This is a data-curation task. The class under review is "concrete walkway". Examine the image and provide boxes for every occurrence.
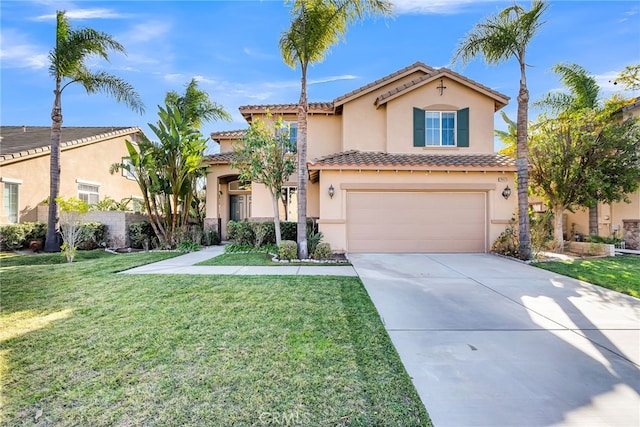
[121,246,358,276]
[349,253,640,427]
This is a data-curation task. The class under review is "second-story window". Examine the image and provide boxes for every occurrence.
[276,122,297,153]
[426,111,456,146]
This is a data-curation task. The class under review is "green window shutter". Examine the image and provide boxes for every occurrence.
[457,107,469,147]
[413,107,425,147]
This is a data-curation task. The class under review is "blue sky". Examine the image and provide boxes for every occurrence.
[1,0,639,152]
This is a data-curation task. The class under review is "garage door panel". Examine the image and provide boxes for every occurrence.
[347,192,486,253]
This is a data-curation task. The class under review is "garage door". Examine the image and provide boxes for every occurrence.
[347,192,486,253]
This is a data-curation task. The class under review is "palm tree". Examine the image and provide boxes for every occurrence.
[535,63,601,235]
[279,0,392,258]
[165,78,231,129]
[165,79,231,228]
[45,10,144,252]
[453,0,549,260]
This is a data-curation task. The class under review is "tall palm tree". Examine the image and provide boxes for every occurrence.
[453,0,549,260]
[535,63,601,235]
[45,10,144,252]
[279,0,392,259]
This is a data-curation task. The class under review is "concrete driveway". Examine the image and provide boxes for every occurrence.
[349,253,640,427]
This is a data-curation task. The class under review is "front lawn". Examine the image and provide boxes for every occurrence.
[534,255,640,298]
[1,252,430,426]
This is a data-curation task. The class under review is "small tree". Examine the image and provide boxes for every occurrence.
[529,110,640,250]
[614,64,640,91]
[56,197,89,263]
[231,115,296,246]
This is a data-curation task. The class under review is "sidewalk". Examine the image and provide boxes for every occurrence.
[121,246,358,276]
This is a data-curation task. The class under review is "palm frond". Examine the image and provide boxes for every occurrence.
[76,70,145,114]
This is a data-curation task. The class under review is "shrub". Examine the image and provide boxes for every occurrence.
[227,221,255,246]
[531,211,555,254]
[77,222,108,250]
[313,242,332,260]
[0,224,26,250]
[280,221,297,241]
[129,221,155,249]
[23,222,47,243]
[278,240,298,260]
[252,222,273,247]
[178,240,201,253]
[307,229,323,255]
[491,220,519,258]
[203,228,221,246]
[225,243,278,254]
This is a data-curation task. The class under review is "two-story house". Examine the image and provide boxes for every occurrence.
[205,62,517,253]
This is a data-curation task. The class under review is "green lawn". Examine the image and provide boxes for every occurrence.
[534,255,640,298]
[197,252,349,266]
[1,251,430,426]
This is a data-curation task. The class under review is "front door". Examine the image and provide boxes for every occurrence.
[230,194,251,221]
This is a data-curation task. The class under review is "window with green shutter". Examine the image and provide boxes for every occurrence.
[413,107,469,147]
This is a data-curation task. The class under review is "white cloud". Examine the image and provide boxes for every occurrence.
[0,29,48,70]
[32,8,129,21]
[243,47,277,60]
[392,0,500,15]
[193,75,217,85]
[309,75,358,85]
[594,70,623,93]
[121,21,172,44]
[163,73,184,83]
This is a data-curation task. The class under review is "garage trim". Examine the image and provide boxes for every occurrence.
[341,183,495,191]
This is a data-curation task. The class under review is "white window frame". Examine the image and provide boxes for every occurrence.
[2,178,22,224]
[76,179,100,205]
[276,121,298,153]
[280,186,298,221]
[425,111,457,146]
[121,157,137,180]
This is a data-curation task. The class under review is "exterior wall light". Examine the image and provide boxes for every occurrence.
[328,184,335,199]
[502,185,511,200]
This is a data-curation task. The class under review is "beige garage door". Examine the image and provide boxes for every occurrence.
[347,192,486,253]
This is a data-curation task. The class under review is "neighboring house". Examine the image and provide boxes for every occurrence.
[560,98,640,239]
[0,126,144,224]
[206,62,517,253]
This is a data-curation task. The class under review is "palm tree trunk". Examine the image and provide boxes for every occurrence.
[588,205,598,236]
[297,64,309,259]
[45,86,63,252]
[516,63,533,260]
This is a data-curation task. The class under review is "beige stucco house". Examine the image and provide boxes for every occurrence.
[0,126,144,224]
[559,98,640,240]
[205,62,517,253]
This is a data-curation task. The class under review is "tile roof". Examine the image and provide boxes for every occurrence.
[206,152,238,164]
[375,67,510,110]
[333,61,435,106]
[210,129,246,141]
[0,126,140,162]
[239,103,335,120]
[308,150,516,170]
